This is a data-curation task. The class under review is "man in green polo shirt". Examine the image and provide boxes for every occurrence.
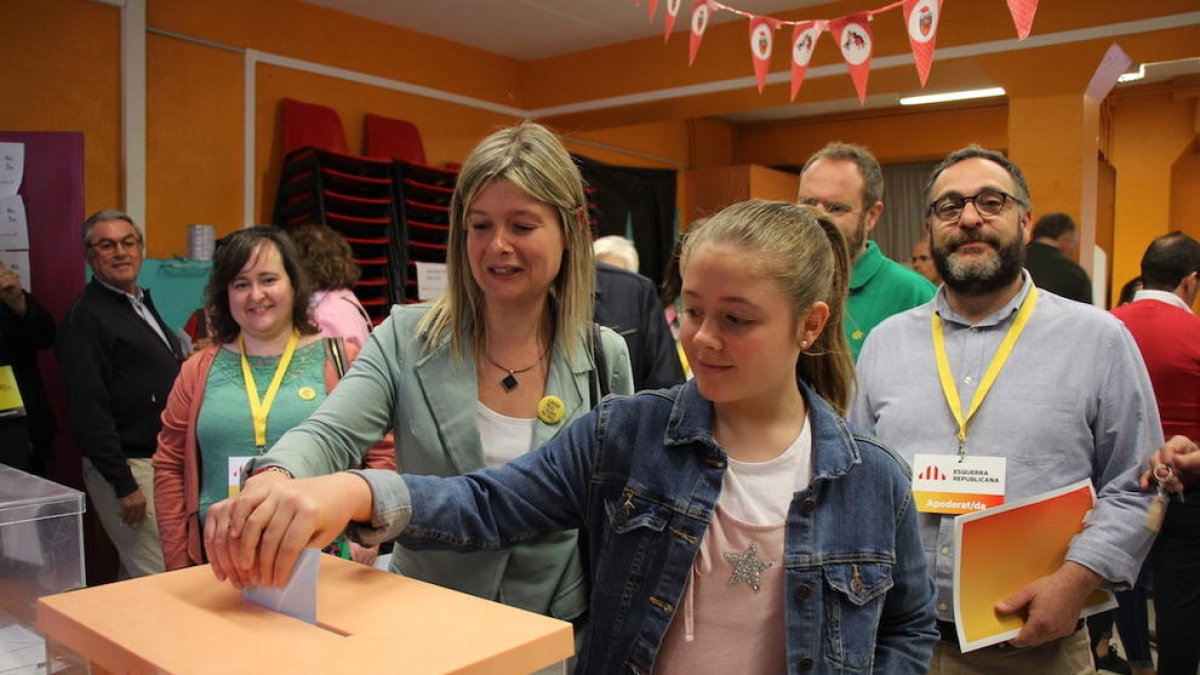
[798,142,935,360]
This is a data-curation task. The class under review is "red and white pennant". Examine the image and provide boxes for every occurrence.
[640,0,1039,103]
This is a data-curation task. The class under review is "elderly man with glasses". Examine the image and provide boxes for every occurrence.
[850,146,1160,674]
[57,210,184,578]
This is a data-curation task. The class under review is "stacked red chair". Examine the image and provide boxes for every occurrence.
[272,99,402,324]
[363,113,460,305]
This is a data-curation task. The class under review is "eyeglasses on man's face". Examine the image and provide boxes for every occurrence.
[90,235,142,255]
[928,189,1025,223]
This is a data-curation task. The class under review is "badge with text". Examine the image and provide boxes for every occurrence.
[228,456,253,498]
[912,454,1006,514]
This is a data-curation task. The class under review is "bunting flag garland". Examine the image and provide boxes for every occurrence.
[902,0,942,87]
[749,16,781,93]
[658,1,1038,101]
[1005,0,1039,40]
[689,0,713,65]
[664,0,682,42]
[830,13,873,103]
[789,21,826,102]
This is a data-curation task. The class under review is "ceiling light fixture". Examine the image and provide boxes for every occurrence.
[899,87,1007,106]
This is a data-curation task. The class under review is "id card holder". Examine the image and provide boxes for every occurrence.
[912,454,1006,514]
[0,365,26,418]
[228,456,253,498]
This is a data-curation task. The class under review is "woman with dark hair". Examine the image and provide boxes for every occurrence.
[152,226,393,570]
[288,223,373,349]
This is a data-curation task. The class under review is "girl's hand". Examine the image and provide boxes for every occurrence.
[205,472,374,588]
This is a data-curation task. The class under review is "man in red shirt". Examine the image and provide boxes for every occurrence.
[1112,231,1200,675]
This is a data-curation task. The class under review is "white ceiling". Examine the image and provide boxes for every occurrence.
[303,0,826,61]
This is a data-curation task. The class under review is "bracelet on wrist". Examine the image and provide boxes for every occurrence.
[255,465,293,479]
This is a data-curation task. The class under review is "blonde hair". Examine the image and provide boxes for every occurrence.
[416,121,595,363]
[680,200,855,414]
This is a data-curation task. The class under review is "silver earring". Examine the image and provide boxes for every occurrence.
[800,340,809,348]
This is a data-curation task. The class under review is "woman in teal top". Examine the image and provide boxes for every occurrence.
[153,227,393,570]
[195,330,327,522]
[211,122,634,633]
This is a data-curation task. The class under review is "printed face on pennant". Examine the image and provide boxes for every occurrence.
[909,0,938,43]
[793,28,817,67]
[839,24,871,65]
[751,23,773,60]
[692,5,709,35]
[667,0,680,17]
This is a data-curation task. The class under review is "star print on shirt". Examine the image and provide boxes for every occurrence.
[724,540,775,591]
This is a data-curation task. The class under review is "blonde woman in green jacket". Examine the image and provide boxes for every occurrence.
[213,121,634,631]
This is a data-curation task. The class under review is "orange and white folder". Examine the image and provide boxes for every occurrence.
[952,479,1117,652]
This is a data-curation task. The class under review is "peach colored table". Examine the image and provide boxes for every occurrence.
[38,555,573,674]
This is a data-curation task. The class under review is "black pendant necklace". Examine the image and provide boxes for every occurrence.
[485,345,551,392]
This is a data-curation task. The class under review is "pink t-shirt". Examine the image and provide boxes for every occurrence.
[655,506,787,675]
[310,288,372,349]
[655,418,811,675]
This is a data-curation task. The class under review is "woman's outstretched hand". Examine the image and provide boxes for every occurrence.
[204,471,374,588]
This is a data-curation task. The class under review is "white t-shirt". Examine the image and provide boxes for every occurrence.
[720,413,813,525]
[476,402,536,469]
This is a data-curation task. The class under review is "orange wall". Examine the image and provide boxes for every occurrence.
[5,0,1199,276]
[1173,149,1200,242]
[559,121,691,169]
[1,0,122,237]
[146,31,244,250]
[4,0,533,257]
[737,104,1008,168]
[252,64,518,229]
[146,0,527,256]
[1109,89,1198,304]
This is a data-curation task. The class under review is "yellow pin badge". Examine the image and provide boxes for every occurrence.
[537,395,565,425]
[298,386,317,401]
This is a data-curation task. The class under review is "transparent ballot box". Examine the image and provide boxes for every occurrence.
[0,464,86,674]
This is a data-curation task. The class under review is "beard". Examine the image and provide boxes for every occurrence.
[847,213,868,260]
[932,226,1025,297]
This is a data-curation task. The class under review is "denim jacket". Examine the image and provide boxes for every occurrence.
[351,380,937,674]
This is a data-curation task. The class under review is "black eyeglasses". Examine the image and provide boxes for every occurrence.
[928,189,1025,223]
[90,235,142,254]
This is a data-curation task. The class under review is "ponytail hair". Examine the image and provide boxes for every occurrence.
[681,200,855,414]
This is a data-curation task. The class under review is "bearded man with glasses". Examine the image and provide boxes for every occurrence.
[57,210,184,578]
[797,142,935,361]
[850,145,1160,674]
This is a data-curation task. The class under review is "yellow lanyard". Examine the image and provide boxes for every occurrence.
[932,285,1038,456]
[239,330,300,448]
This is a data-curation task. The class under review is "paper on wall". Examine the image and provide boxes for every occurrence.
[415,261,447,302]
[0,250,31,292]
[0,142,24,197]
[0,195,30,250]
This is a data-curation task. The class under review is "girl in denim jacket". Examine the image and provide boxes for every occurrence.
[207,200,937,674]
